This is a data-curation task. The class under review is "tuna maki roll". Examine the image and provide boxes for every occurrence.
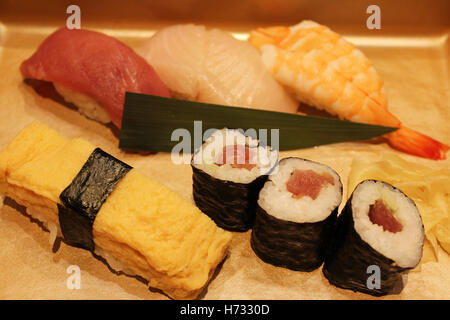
[323,180,424,296]
[191,128,278,232]
[251,157,342,271]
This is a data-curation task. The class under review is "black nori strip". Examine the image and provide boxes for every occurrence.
[251,203,338,272]
[58,204,95,250]
[59,148,132,250]
[322,180,423,296]
[192,165,267,232]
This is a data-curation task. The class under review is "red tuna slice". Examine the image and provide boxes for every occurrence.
[369,200,403,233]
[20,28,170,128]
[286,169,335,200]
[216,145,256,170]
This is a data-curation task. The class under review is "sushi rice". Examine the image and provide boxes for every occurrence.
[258,157,342,223]
[54,83,111,124]
[29,208,60,246]
[26,203,135,275]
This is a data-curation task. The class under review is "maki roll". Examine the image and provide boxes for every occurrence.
[192,128,278,232]
[323,180,424,296]
[251,157,342,271]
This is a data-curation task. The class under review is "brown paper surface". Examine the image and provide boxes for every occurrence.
[0,1,449,299]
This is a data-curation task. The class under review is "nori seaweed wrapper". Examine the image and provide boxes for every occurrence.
[58,204,94,250]
[251,204,338,271]
[192,165,267,232]
[59,148,132,250]
[322,182,422,296]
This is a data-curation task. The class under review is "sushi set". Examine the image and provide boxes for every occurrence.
[0,1,449,299]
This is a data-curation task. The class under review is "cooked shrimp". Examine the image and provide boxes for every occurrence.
[249,20,449,160]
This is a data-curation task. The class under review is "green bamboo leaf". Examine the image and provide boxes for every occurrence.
[119,92,397,152]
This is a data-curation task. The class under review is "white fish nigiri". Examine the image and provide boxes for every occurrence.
[138,24,298,113]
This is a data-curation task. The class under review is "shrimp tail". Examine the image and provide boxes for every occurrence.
[387,125,449,160]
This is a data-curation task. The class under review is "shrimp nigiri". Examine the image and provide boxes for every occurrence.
[249,20,449,160]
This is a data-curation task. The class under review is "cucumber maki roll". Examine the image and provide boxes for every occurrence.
[323,180,424,296]
[251,157,342,271]
[191,128,278,232]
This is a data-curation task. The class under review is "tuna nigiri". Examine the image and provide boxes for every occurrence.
[20,27,171,128]
[249,20,449,160]
[138,24,298,113]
